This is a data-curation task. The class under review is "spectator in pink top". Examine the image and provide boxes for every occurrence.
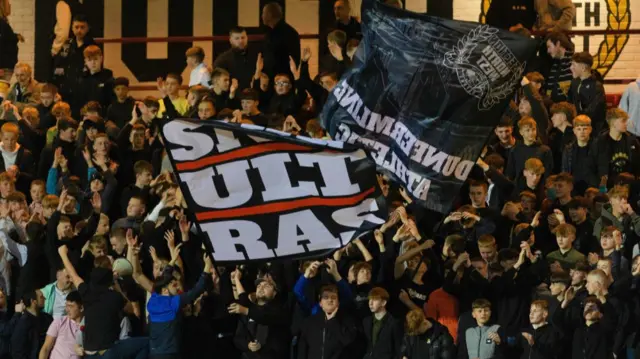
[38,291,84,359]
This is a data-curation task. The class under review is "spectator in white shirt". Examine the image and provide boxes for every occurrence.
[186,46,211,88]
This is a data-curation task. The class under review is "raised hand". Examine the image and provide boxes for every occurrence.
[304,261,321,279]
[301,47,312,62]
[164,230,176,250]
[156,77,167,97]
[126,228,138,248]
[255,53,264,76]
[230,79,239,94]
[289,56,300,81]
[53,147,63,168]
[179,215,191,235]
[328,41,344,61]
[82,147,92,165]
[90,192,102,212]
[169,243,183,264]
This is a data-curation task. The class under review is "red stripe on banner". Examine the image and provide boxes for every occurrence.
[175,142,313,171]
[195,187,376,221]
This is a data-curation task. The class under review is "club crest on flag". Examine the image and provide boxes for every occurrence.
[441,25,526,111]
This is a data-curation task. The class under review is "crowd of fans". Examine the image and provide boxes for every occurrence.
[1,0,640,358]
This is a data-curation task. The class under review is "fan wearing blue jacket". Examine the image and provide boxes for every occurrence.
[147,250,215,358]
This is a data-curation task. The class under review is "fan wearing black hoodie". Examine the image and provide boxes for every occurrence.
[568,52,607,134]
[548,102,576,174]
[37,117,79,180]
[106,77,135,133]
[57,245,138,357]
[506,117,553,185]
[401,308,454,359]
[519,300,561,359]
[297,284,358,359]
[553,292,616,359]
[71,45,114,119]
[519,77,550,143]
[36,84,58,133]
[561,115,598,195]
[210,68,240,111]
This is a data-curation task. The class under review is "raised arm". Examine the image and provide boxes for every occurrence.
[58,245,84,288]
[126,229,154,293]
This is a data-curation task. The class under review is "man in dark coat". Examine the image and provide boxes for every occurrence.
[261,2,300,80]
[298,284,357,359]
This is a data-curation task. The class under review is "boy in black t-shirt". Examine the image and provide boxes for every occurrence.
[594,108,640,187]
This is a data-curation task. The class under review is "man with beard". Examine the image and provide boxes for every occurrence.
[214,27,257,91]
[229,270,290,359]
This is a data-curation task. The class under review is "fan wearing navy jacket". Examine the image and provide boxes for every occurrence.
[147,250,215,359]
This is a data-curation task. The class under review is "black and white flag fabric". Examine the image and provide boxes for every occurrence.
[161,119,387,263]
[321,0,538,213]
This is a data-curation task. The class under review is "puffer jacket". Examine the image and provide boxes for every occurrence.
[401,319,455,359]
[459,324,503,359]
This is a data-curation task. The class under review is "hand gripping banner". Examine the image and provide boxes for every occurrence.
[321,0,538,213]
[161,119,387,263]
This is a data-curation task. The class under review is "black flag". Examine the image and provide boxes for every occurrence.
[161,120,387,263]
[321,0,537,213]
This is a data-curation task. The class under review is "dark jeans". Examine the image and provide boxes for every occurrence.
[85,337,149,359]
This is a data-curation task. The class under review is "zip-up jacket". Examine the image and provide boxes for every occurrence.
[297,310,358,359]
[568,75,607,133]
[458,324,503,359]
[401,319,455,359]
